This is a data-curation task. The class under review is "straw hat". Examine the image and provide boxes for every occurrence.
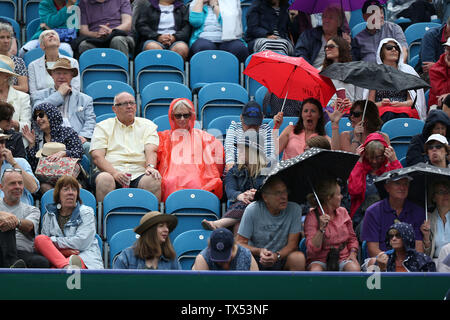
[36,142,66,158]
[46,57,78,77]
[0,128,11,140]
[0,54,19,78]
[134,211,178,235]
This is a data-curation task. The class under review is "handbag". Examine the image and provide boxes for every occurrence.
[35,157,80,184]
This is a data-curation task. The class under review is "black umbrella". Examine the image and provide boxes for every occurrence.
[374,163,450,219]
[319,61,431,92]
[320,61,431,122]
[255,148,359,211]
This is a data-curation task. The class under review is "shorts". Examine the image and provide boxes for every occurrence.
[92,171,145,189]
[256,258,286,271]
[308,259,353,271]
[142,39,186,51]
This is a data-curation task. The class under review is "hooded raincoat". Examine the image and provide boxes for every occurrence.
[384,222,436,272]
[429,51,450,107]
[348,132,402,218]
[157,98,224,202]
[371,38,427,120]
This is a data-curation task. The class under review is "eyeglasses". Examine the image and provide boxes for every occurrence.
[350,111,363,118]
[33,111,45,121]
[114,101,136,107]
[324,44,338,51]
[384,44,400,52]
[388,232,402,240]
[435,189,450,195]
[173,113,191,119]
[428,144,444,150]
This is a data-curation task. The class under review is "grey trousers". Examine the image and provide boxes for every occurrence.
[79,35,135,56]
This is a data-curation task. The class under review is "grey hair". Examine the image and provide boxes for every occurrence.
[39,30,59,47]
[0,23,13,37]
[172,99,193,114]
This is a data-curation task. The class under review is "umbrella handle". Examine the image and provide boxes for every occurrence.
[280,90,288,114]
[307,176,325,215]
[361,98,369,123]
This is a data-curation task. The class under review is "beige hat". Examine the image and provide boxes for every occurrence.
[134,211,178,236]
[36,142,66,158]
[0,54,19,78]
[46,57,78,77]
[0,128,11,140]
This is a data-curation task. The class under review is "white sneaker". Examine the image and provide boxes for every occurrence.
[68,255,83,269]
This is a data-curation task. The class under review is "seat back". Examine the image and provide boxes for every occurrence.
[189,50,239,91]
[23,47,71,67]
[198,82,248,128]
[102,188,159,241]
[84,80,135,117]
[255,86,268,113]
[40,188,97,218]
[173,229,212,270]
[23,0,40,24]
[108,228,140,268]
[351,22,366,38]
[134,50,185,94]
[79,48,129,91]
[348,9,364,31]
[244,54,263,98]
[404,22,440,62]
[165,189,221,241]
[325,117,353,137]
[25,17,40,43]
[96,113,116,123]
[267,116,299,134]
[141,81,191,120]
[381,118,425,159]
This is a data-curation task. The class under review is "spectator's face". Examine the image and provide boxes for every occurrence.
[156,222,170,244]
[385,178,410,202]
[326,184,342,210]
[0,171,24,204]
[0,71,10,86]
[51,69,73,89]
[349,105,363,127]
[172,104,192,130]
[0,118,12,131]
[59,183,78,211]
[426,142,447,166]
[0,30,12,53]
[431,122,447,137]
[433,183,450,209]
[33,110,50,132]
[112,92,136,125]
[263,180,289,213]
[322,9,340,34]
[365,148,385,170]
[324,40,339,61]
[302,102,320,132]
[42,31,60,49]
[381,41,400,64]
[388,229,404,250]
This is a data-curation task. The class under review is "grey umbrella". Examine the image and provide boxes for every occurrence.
[320,61,431,121]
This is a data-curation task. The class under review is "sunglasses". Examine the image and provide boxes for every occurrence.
[350,111,363,118]
[384,44,400,52]
[173,113,191,119]
[388,232,402,240]
[33,111,45,121]
[324,44,338,51]
[428,144,444,150]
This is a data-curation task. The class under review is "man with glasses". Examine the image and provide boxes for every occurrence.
[90,92,161,202]
[0,169,49,268]
[31,57,96,158]
[361,173,425,261]
[0,129,39,205]
[236,177,305,271]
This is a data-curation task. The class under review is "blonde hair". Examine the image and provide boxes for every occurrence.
[237,144,267,178]
[306,178,339,208]
[172,99,193,114]
[39,30,59,47]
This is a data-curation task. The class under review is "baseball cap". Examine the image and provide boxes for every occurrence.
[209,228,234,262]
[362,0,383,14]
[242,101,263,126]
[426,133,449,145]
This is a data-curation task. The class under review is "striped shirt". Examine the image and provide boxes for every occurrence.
[224,121,275,164]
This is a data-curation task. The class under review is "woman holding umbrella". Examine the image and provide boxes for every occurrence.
[421,179,450,272]
[274,97,330,160]
[368,38,427,121]
[304,178,360,271]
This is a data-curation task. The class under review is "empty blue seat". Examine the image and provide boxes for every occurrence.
[351,21,366,38]
[23,0,39,24]
[79,48,129,91]
[141,81,191,120]
[404,22,440,63]
[0,2,18,20]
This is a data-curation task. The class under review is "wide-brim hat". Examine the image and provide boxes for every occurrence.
[46,57,78,77]
[0,54,19,78]
[36,142,66,158]
[134,211,178,235]
[0,128,11,140]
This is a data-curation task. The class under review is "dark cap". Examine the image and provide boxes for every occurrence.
[362,0,383,14]
[209,228,234,262]
[242,101,263,126]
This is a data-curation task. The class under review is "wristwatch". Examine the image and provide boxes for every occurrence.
[276,252,281,261]
[16,219,21,229]
[147,164,155,169]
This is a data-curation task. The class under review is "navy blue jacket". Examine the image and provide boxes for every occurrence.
[224,165,266,202]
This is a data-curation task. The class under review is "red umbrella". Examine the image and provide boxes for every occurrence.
[243,50,336,107]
